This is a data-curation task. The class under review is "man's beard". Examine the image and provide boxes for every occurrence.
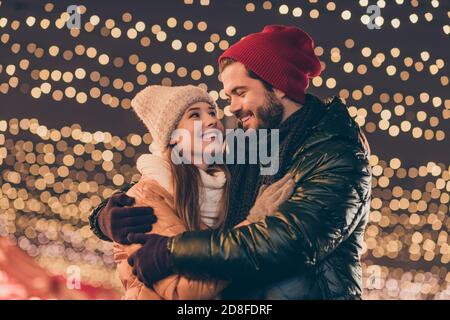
[255,91,284,129]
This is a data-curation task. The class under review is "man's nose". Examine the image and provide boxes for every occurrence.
[229,99,242,115]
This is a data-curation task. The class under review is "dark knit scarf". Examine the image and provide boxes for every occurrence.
[224,94,328,229]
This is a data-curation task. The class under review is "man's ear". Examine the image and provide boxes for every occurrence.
[273,88,286,100]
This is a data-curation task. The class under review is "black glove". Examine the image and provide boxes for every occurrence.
[127,233,173,288]
[97,193,156,244]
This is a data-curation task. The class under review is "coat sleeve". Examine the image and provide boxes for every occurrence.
[168,144,372,281]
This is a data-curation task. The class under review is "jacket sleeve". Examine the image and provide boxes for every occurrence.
[168,144,371,281]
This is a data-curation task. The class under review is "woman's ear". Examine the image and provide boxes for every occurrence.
[273,88,286,100]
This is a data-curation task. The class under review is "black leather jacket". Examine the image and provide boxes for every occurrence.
[167,96,372,299]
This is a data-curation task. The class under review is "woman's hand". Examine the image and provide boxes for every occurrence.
[246,173,295,223]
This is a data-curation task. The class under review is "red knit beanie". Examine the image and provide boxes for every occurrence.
[219,25,322,104]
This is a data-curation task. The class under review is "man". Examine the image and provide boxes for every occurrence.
[89,25,372,299]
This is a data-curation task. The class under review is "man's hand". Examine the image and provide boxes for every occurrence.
[97,193,156,244]
[127,233,173,288]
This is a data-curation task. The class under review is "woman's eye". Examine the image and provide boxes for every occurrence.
[189,113,200,118]
[209,111,217,116]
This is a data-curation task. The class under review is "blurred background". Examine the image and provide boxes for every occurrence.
[0,0,448,299]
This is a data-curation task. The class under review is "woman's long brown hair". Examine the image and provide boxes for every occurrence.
[167,150,231,232]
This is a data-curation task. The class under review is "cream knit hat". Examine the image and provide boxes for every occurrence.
[131,85,217,150]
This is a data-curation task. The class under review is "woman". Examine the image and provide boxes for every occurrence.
[114,85,294,299]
